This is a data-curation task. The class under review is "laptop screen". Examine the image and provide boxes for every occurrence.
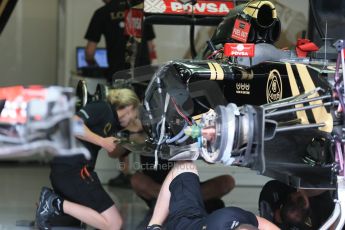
[76,47,109,69]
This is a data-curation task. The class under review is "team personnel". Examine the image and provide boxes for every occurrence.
[85,0,129,81]
[84,0,156,82]
[131,155,235,213]
[259,180,334,229]
[147,161,279,230]
[35,88,140,230]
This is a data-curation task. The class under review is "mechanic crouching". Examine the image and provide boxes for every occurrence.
[35,88,140,230]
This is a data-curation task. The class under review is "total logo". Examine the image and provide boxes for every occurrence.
[224,43,255,57]
[236,82,250,95]
[144,0,234,16]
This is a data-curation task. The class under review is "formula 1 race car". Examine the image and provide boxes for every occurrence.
[75,0,345,228]
[137,1,345,228]
[76,0,341,189]
[0,85,89,159]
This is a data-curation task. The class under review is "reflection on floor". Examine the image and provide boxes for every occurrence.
[0,162,270,229]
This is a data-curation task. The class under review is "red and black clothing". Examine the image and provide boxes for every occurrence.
[84,0,155,80]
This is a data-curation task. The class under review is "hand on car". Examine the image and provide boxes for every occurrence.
[101,136,118,153]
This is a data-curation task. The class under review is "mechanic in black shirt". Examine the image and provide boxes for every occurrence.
[84,0,156,81]
[259,180,335,230]
[35,88,140,230]
[146,161,279,230]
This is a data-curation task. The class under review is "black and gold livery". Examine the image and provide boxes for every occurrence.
[77,0,339,190]
[141,57,336,189]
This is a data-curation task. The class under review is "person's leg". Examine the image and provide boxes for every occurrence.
[121,154,130,175]
[200,175,235,213]
[131,171,161,201]
[109,155,132,187]
[63,201,122,230]
[36,187,123,230]
[200,175,235,200]
[148,161,198,226]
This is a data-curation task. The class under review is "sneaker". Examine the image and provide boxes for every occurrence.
[35,187,62,230]
[108,172,132,188]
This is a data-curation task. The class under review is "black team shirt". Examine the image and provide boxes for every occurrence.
[52,101,121,170]
[76,101,121,169]
[85,0,129,78]
[85,0,155,79]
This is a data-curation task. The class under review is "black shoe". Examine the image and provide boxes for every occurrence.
[36,187,62,230]
[108,172,132,188]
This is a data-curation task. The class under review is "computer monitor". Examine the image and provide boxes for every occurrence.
[76,47,109,69]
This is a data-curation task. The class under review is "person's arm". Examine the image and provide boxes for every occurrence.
[74,115,118,153]
[148,161,198,226]
[85,41,98,66]
[84,9,104,66]
[257,216,281,230]
[108,115,143,158]
[107,143,128,158]
[145,24,157,62]
[147,40,157,62]
[77,121,128,158]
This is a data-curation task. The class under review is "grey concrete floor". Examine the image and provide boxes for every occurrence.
[0,161,270,229]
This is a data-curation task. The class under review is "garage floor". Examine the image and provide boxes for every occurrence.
[0,161,270,229]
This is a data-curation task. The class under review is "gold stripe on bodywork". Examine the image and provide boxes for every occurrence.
[242,1,277,19]
[213,63,224,80]
[0,0,10,16]
[285,63,309,125]
[296,64,333,132]
[208,63,216,80]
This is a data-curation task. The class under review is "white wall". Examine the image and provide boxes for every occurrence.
[0,0,58,86]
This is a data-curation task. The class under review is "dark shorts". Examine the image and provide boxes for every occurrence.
[167,172,206,230]
[167,172,258,230]
[50,164,114,213]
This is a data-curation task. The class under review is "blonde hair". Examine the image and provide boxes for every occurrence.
[107,88,140,109]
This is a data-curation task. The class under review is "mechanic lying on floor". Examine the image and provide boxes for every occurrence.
[146,161,280,230]
[131,155,235,215]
